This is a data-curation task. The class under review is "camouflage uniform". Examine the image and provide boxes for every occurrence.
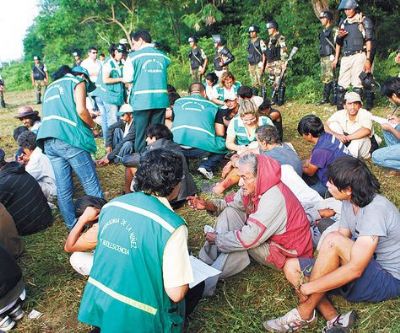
[247,38,266,89]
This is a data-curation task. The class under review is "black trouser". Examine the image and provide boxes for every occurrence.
[133,108,165,153]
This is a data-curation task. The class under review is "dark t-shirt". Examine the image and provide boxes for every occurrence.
[310,133,349,185]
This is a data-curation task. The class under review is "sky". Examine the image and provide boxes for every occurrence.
[0,0,40,63]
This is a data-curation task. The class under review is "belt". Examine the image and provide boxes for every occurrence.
[343,50,364,57]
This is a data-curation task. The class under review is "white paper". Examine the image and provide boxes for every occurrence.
[189,256,221,289]
[372,116,396,128]
[28,309,43,320]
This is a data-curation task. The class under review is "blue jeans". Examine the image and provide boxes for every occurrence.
[112,128,134,163]
[97,98,119,143]
[372,125,400,170]
[181,147,225,171]
[44,138,103,229]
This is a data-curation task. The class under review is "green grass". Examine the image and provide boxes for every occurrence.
[1,90,399,332]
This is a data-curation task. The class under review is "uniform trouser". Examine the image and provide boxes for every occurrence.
[328,121,371,158]
[338,52,367,88]
[34,80,46,100]
[70,251,94,276]
[248,63,264,88]
[320,56,335,84]
[190,68,203,82]
[199,207,274,296]
[133,108,165,153]
[265,61,284,87]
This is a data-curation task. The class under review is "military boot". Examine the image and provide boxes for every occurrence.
[277,86,286,106]
[364,89,375,111]
[331,81,338,106]
[36,92,41,104]
[318,82,332,105]
[336,85,346,110]
[0,97,5,108]
[260,85,267,100]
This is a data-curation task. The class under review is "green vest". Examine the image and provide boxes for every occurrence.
[172,95,227,154]
[36,74,96,153]
[233,116,274,146]
[216,81,241,102]
[95,58,125,106]
[78,192,186,333]
[127,47,170,111]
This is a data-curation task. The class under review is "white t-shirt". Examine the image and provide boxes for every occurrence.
[81,58,102,83]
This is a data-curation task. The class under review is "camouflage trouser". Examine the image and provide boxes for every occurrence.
[248,63,264,88]
[191,68,203,82]
[34,80,46,95]
[265,61,284,88]
[320,56,335,84]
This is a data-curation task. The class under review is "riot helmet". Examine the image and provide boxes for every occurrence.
[319,10,334,21]
[248,25,260,33]
[266,20,278,30]
[338,0,359,10]
[212,34,226,46]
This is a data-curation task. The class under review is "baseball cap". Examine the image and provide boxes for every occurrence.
[344,91,362,104]
[117,103,134,116]
[72,51,80,57]
[33,56,40,60]
[224,96,238,102]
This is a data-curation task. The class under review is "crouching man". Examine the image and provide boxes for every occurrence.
[264,156,400,332]
[188,153,313,296]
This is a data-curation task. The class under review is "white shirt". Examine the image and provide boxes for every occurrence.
[25,147,57,196]
[81,58,102,83]
[123,120,133,137]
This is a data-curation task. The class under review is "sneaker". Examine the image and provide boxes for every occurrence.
[7,302,24,321]
[197,167,213,180]
[263,308,316,332]
[322,310,357,333]
[0,315,16,332]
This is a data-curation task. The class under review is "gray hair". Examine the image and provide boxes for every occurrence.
[238,153,258,176]
[256,125,281,144]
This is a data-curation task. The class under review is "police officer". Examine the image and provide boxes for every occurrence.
[333,0,375,110]
[247,25,266,91]
[265,20,288,105]
[188,36,208,82]
[318,11,338,105]
[212,34,235,78]
[72,51,82,67]
[0,72,5,108]
[31,56,48,104]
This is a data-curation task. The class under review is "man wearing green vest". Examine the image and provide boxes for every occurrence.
[36,66,103,229]
[123,30,171,153]
[172,83,227,180]
[95,43,127,143]
[78,149,194,333]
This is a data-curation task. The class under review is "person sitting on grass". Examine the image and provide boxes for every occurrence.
[0,245,25,332]
[64,196,107,276]
[189,153,313,296]
[325,92,373,159]
[14,106,41,134]
[97,103,135,166]
[372,77,400,172]
[16,131,56,202]
[0,149,53,236]
[298,115,349,197]
[264,156,400,333]
[258,99,283,141]
[122,124,197,207]
[78,149,203,333]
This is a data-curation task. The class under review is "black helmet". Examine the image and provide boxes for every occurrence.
[188,36,198,43]
[266,20,278,30]
[338,0,359,10]
[248,25,260,33]
[212,34,226,46]
[319,10,334,21]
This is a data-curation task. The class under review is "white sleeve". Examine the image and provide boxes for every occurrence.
[123,59,134,83]
[162,225,193,289]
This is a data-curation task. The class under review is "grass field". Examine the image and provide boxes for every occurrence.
[1,90,399,333]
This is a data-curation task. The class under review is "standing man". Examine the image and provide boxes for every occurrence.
[333,0,375,110]
[81,47,102,84]
[31,56,48,104]
[0,72,5,108]
[212,34,235,78]
[123,30,171,153]
[318,11,338,105]
[188,36,208,82]
[247,25,266,92]
[265,20,288,105]
[72,51,82,67]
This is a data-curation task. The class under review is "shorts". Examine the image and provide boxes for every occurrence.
[299,257,400,303]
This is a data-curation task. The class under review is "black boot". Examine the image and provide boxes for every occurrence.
[277,85,286,106]
[331,81,338,106]
[0,98,5,108]
[336,85,346,110]
[318,82,332,105]
[364,89,375,111]
[353,87,363,100]
[260,85,266,100]
[36,92,41,104]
